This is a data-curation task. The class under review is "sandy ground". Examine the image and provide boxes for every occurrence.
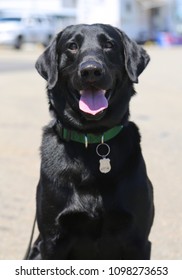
[0,45,182,260]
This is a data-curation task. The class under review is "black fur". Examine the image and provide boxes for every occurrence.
[28,24,154,260]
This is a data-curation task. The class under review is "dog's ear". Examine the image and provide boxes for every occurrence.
[116,28,150,83]
[35,34,60,89]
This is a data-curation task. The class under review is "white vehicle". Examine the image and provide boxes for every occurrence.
[0,14,56,49]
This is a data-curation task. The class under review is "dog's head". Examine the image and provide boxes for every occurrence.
[36,24,149,128]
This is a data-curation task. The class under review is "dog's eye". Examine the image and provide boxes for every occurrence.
[68,42,78,51]
[104,41,114,49]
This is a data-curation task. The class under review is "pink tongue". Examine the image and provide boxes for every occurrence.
[79,89,108,115]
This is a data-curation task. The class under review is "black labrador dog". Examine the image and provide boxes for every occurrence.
[27,24,154,260]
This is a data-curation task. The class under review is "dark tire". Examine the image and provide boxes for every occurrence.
[14,36,23,49]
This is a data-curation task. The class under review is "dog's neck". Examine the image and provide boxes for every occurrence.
[55,121,123,148]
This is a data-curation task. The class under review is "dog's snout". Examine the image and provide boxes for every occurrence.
[79,61,104,82]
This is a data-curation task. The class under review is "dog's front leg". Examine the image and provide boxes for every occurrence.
[36,178,74,260]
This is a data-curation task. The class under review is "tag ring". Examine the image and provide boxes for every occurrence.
[96,143,110,158]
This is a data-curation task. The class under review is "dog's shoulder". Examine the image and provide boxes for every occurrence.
[121,121,141,148]
[41,121,59,151]
[40,121,65,178]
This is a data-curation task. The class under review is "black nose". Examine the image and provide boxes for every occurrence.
[79,61,104,82]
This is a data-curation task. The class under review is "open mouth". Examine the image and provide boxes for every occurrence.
[79,88,110,116]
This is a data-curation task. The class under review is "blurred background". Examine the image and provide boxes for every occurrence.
[1,0,182,47]
[0,0,182,260]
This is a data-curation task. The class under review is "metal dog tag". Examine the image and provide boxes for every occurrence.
[96,142,111,174]
[99,158,111,173]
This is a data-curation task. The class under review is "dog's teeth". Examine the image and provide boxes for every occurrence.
[80,89,106,95]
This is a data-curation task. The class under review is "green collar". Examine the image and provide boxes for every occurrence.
[55,123,123,148]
